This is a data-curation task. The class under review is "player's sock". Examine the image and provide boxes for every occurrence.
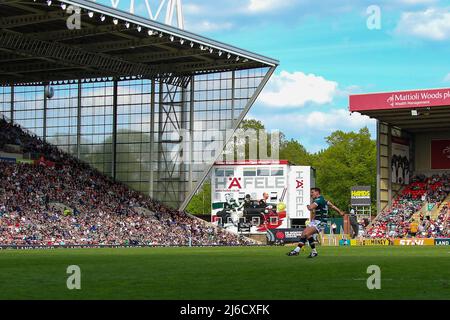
[290,238,306,254]
[308,237,317,253]
[307,238,318,258]
[295,238,307,252]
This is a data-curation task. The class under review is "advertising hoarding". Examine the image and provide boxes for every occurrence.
[435,239,450,246]
[211,161,314,234]
[393,238,435,246]
[350,186,371,206]
[266,228,304,244]
[350,88,450,112]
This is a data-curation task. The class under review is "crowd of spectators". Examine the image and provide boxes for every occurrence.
[0,117,56,157]
[366,175,450,239]
[0,117,256,247]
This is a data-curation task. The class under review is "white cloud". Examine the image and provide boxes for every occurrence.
[247,0,297,13]
[303,109,375,132]
[185,19,234,33]
[397,0,437,4]
[396,7,450,40]
[259,71,338,108]
[444,73,450,82]
[183,3,203,15]
[248,109,375,152]
[250,109,375,135]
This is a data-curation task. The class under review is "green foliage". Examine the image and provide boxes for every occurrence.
[186,182,211,215]
[187,126,376,217]
[240,119,265,131]
[312,128,377,216]
[230,119,279,161]
[280,139,311,166]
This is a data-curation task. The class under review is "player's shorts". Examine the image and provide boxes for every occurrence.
[309,220,325,233]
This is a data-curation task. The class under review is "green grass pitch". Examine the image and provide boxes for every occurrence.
[0,246,449,300]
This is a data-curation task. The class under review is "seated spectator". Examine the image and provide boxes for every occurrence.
[365,174,449,239]
[0,117,257,247]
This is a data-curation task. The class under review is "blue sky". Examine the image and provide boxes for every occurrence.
[97,0,450,152]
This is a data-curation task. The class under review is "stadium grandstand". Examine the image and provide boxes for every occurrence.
[0,0,278,246]
[366,174,449,239]
[350,88,450,239]
[0,115,258,246]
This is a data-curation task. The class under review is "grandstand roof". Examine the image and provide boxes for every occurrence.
[350,88,450,133]
[0,0,279,87]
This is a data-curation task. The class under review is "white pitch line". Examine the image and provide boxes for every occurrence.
[351,278,394,281]
[351,278,448,282]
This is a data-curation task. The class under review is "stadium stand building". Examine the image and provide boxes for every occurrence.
[350,88,450,213]
[0,0,278,210]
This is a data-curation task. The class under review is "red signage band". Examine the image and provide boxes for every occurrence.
[349,88,450,112]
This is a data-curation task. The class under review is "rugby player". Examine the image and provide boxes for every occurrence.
[288,187,346,258]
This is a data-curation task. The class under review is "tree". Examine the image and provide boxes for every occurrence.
[311,127,376,216]
[280,139,311,165]
[223,119,282,161]
[185,124,377,217]
[240,119,265,131]
[186,182,211,215]
[187,122,311,215]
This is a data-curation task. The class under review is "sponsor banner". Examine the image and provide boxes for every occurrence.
[394,238,435,246]
[350,186,371,206]
[16,159,34,164]
[339,239,351,246]
[266,228,304,244]
[350,239,391,246]
[350,88,450,112]
[0,156,16,163]
[435,239,450,246]
[288,166,312,219]
[211,163,313,234]
[431,140,450,170]
[391,137,410,185]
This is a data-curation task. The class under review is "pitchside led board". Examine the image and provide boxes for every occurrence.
[350,186,371,206]
[211,161,315,234]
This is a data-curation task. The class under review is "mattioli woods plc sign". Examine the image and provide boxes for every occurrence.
[349,88,450,112]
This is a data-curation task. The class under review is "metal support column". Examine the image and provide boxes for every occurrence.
[43,85,47,142]
[112,79,118,180]
[149,79,156,198]
[189,76,195,193]
[231,70,236,122]
[157,82,184,207]
[10,85,14,123]
[157,81,164,200]
[76,80,82,159]
[376,120,381,214]
[179,81,190,203]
